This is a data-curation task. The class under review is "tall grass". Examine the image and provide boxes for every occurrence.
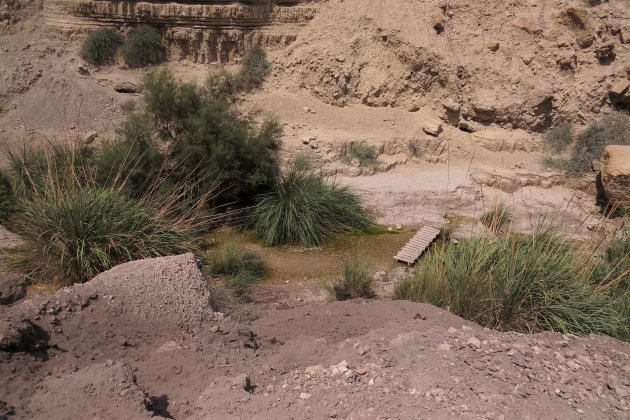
[207,237,266,297]
[394,230,629,340]
[252,162,373,246]
[326,252,375,301]
[480,201,512,233]
[0,170,14,223]
[2,141,208,285]
[10,186,194,284]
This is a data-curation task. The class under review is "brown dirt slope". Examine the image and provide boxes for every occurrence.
[0,254,628,419]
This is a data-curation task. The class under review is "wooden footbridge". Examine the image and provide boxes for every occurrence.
[394,226,441,265]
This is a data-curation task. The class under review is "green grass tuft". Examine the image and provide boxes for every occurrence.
[480,202,512,233]
[348,142,379,167]
[326,252,375,301]
[207,237,266,297]
[9,186,194,285]
[252,162,373,246]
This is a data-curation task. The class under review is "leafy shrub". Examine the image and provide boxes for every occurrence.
[480,202,512,232]
[208,238,266,297]
[81,28,123,65]
[348,142,378,167]
[122,26,163,68]
[543,123,574,153]
[124,68,282,204]
[252,162,373,246]
[238,45,271,91]
[327,252,375,301]
[394,232,629,340]
[8,185,195,285]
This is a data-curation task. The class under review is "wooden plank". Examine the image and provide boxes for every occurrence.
[393,226,440,266]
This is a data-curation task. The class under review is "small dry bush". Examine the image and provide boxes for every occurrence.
[238,45,271,91]
[122,26,163,68]
[81,28,123,65]
[348,142,378,167]
[542,113,630,176]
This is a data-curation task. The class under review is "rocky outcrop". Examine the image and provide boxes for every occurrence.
[600,145,630,210]
[46,0,317,63]
[472,128,539,153]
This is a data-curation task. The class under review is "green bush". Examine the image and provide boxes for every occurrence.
[479,202,512,232]
[327,252,375,301]
[394,232,629,340]
[8,185,194,285]
[348,142,378,167]
[208,238,266,297]
[252,162,373,246]
[238,45,271,91]
[542,113,630,176]
[543,123,574,153]
[122,26,163,68]
[81,28,123,65]
[124,68,282,204]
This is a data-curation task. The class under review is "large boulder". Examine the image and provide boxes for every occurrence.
[600,145,630,210]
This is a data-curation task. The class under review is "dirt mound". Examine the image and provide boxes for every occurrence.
[275,0,630,131]
[2,292,629,419]
[28,360,153,419]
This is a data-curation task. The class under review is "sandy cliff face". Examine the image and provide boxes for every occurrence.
[272,0,630,132]
[42,0,630,132]
[44,0,317,63]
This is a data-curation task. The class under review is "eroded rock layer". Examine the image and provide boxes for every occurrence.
[45,0,317,62]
